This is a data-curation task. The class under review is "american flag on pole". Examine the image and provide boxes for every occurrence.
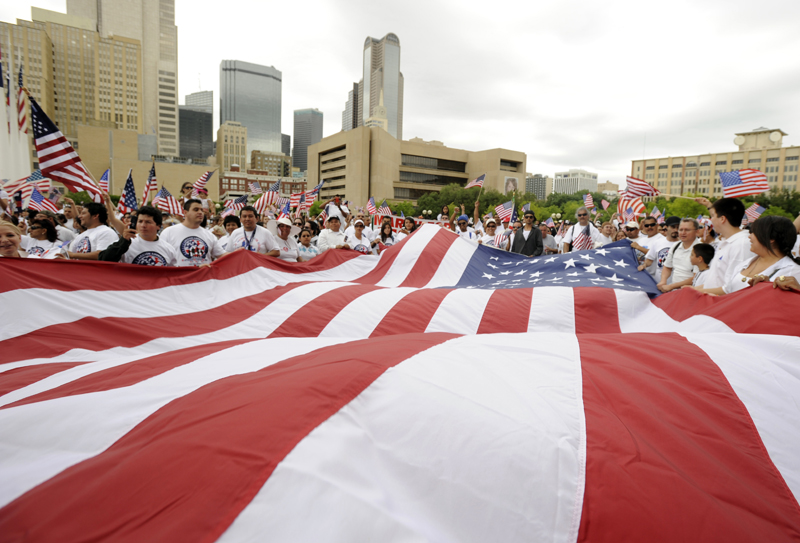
[744,203,766,223]
[117,170,139,214]
[249,182,262,195]
[367,197,378,215]
[624,176,660,197]
[623,207,636,223]
[258,180,281,206]
[17,66,27,133]
[583,194,594,208]
[522,203,531,214]
[277,200,291,220]
[193,171,215,192]
[464,173,485,189]
[27,187,59,213]
[276,197,290,208]
[225,194,248,211]
[253,193,272,216]
[142,163,158,205]
[719,170,770,198]
[152,187,182,216]
[495,201,514,222]
[650,206,664,224]
[571,224,594,251]
[29,95,102,201]
[601,199,610,210]
[2,228,799,542]
[377,200,392,215]
[545,217,555,228]
[98,169,110,193]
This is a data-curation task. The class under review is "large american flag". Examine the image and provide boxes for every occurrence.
[744,203,766,223]
[1,226,799,541]
[27,186,58,213]
[29,95,102,200]
[225,194,248,211]
[152,187,182,216]
[624,176,660,197]
[617,196,645,217]
[117,170,139,214]
[193,171,215,192]
[249,182,262,195]
[719,169,770,198]
[142,163,158,205]
[464,173,485,189]
[495,200,514,222]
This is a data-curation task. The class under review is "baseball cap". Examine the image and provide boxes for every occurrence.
[625,221,639,229]
[664,216,681,227]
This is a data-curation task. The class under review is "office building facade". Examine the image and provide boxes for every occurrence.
[525,174,553,200]
[219,60,282,156]
[552,169,598,195]
[251,150,291,177]
[282,134,291,157]
[185,90,212,115]
[359,34,403,140]
[342,82,360,132]
[630,128,800,195]
[216,121,248,173]
[179,106,213,160]
[292,108,323,172]
[67,0,179,156]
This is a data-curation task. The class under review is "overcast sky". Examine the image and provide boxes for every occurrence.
[4,0,800,186]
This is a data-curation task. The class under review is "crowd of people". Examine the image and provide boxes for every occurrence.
[1,190,799,296]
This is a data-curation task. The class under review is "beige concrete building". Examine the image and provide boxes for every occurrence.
[216,121,248,173]
[251,150,291,177]
[525,174,553,200]
[219,165,306,201]
[307,126,526,205]
[77,124,216,200]
[553,169,598,195]
[597,181,619,196]
[631,128,800,196]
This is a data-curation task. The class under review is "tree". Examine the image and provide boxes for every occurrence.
[762,205,793,219]
[664,197,708,219]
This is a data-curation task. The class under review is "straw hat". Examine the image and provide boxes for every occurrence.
[267,217,301,238]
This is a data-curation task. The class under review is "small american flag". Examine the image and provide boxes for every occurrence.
[583,194,594,208]
[290,192,304,209]
[225,194,248,211]
[495,201,514,222]
[377,199,392,215]
[142,163,157,204]
[249,182,262,194]
[153,187,183,216]
[28,187,58,213]
[193,171,215,192]
[719,170,770,198]
[367,197,378,215]
[276,197,290,208]
[117,170,139,214]
[29,95,102,201]
[277,201,291,220]
[572,225,594,251]
[17,67,27,133]
[650,206,662,220]
[601,199,610,210]
[623,207,636,223]
[624,176,660,198]
[98,169,110,193]
[545,218,555,228]
[522,203,531,213]
[464,174,485,189]
[744,203,766,223]
[260,180,281,205]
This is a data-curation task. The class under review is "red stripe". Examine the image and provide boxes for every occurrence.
[3,339,257,410]
[573,288,621,334]
[370,288,452,337]
[0,333,458,543]
[0,362,88,396]
[476,288,532,334]
[355,233,411,285]
[399,228,458,287]
[267,284,380,338]
[0,282,310,364]
[577,333,800,542]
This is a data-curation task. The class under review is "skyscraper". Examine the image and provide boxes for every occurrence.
[219,60,282,157]
[360,33,403,140]
[342,82,360,132]
[185,90,213,115]
[179,106,212,160]
[292,109,323,172]
[282,134,291,157]
[67,0,179,156]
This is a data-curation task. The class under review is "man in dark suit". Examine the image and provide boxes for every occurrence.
[511,210,543,257]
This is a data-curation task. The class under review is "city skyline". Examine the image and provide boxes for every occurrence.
[2,0,800,187]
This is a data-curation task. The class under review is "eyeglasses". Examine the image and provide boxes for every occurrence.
[577,214,588,217]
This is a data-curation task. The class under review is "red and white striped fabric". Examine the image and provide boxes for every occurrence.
[1,226,799,542]
[624,176,660,197]
[617,195,646,217]
[193,171,215,192]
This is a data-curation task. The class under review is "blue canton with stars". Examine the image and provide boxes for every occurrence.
[454,244,661,297]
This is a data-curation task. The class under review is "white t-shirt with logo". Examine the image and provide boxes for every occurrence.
[225,225,278,255]
[68,225,119,254]
[644,235,675,281]
[663,239,700,284]
[160,223,224,267]
[21,236,59,257]
[273,235,300,262]
[122,236,179,266]
[346,233,373,255]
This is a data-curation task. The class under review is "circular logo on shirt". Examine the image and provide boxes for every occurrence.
[74,237,92,253]
[132,251,169,266]
[180,236,209,260]
[656,247,670,269]
[352,243,370,254]
[27,246,46,256]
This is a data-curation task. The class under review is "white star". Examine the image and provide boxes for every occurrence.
[579,254,593,260]
[595,248,609,255]
[608,273,623,282]
[567,271,580,276]
[490,256,499,260]
[512,279,522,282]
[515,269,526,276]
[613,259,629,268]
[530,271,542,278]
[585,263,599,273]
[482,272,495,279]
[487,263,498,269]
[545,256,557,263]
[564,258,577,269]
[569,280,580,282]
[500,271,511,275]
[502,261,512,265]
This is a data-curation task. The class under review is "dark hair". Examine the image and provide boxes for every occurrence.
[299,228,312,239]
[306,220,320,236]
[240,205,258,218]
[691,243,715,265]
[404,217,416,232]
[381,222,394,241]
[137,205,162,227]
[749,215,800,263]
[31,219,58,243]
[84,202,108,224]
[183,198,202,211]
[709,198,745,228]
[223,215,241,228]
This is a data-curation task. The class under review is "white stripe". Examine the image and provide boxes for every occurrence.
[0,338,349,508]
[425,288,494,334]
[318,286,417,338]
[529,286,575,333]
[375,225,440,287]
[219,334,586,543]
[34,132,64,146]
[613,290,733,334]
[423,232,477,288]
[685,333,800,502]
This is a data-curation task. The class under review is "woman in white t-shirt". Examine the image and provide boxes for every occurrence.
[346,219,373,255]
[377,222,396,253]
[267,217,302,262]
[22,220,60,257]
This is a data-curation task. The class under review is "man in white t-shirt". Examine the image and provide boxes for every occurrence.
[99,205,179,266]
[629,218,666,273]
[596,222,615,247]
[160,199,225,266]
[344,210,376,241]
[67,202,120,260]
[454,214,480,243]
[318,215,350,251]
[562,207,602,253]
[638,216,674,280]
[691,197,754,289]
[658,218,701,292]
[540,223,558,254]
[225,206,279,256]
[323,198,350,228]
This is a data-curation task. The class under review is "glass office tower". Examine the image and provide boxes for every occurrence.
[219,60,282,156]
[361,33,403,140]
[292,109,323,172]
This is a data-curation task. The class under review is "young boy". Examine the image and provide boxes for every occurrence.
[690,243,715,288]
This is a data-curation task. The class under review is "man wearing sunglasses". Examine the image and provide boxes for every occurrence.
[562,207,602,253]
[511,210,543,256]
[630,217,667,277]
